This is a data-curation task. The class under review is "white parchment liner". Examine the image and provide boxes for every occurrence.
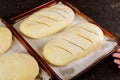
[12,3,118,80]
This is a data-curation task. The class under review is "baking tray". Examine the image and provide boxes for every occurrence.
[9,0,120,79]
[0,18,52,80]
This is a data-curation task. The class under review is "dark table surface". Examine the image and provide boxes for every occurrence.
[0,0,120,80]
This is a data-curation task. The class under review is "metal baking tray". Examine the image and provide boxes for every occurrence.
[0,18,52,80]
[9,0,120,79]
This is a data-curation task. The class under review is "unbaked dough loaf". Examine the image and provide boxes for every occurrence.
[0,53,39,80]
[43,23,104,66]
[0,27,12,55]
[19,4,75,38]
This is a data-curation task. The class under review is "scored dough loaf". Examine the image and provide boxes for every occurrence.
[0,53,39,80]
[0,27,12,55]
[43,23,104,66]
[19,4,75,38]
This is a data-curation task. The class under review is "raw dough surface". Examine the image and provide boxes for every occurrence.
[43,23,104,66]
[0,27,12,55]
[0,53,39,80]
[19,4,75,38]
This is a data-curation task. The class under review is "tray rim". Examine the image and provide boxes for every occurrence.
[9,0,57,24]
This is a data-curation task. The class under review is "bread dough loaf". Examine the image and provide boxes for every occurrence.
[19,4,75,38]
[0,53,39,80]
[43,23,104,66]
[0,27,12,55]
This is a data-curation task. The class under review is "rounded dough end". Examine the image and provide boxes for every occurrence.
[0,53,39,80]
[0,27,12,55]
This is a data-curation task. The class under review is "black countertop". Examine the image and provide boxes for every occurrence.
[0,0,120,80]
